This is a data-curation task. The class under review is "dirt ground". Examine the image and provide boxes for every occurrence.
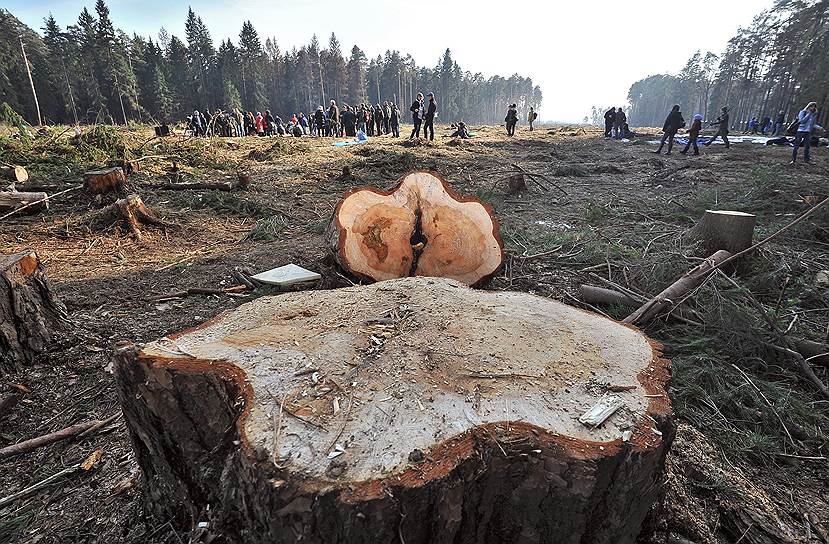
[1,123,827,543]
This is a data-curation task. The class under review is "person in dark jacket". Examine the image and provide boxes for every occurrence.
[374,103,384,135]
[705,107,730,148]
[409,93,424,139]
[772,110,785,136]
[604,107,616,138]
[505,104,518,136]
[681,114,703,156]
[327,100,340,137]
[390,104,400,137]
[654,105,685,155]
[613,107,626,139]
[314,106,325,137]
[423,92,437,141]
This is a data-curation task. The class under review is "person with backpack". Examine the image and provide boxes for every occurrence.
[705,107,730,148]
[654,105,685,155]
[423,92,437,141]
[791,101,822,164]
[527,107,538,131]
[604,107,616,138]
[505,104,518,136]
[681,114,703,156]
[613,107,626,139]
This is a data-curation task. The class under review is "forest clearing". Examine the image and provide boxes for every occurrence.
[0,122,827,543]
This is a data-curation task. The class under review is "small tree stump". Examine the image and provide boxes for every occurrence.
[0,250,66,374]
[83,167,126,194]
[1,165,29,183]
[508,173,527,192]
[0,191,48,215]
[115,277,673,543]
[108,159,141,176]
[692,210,756,254]
[89,194,170,240]
[328,171,503,286]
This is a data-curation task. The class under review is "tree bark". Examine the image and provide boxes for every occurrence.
[691,210,756,255]
[328,171,503,286]
[623,250,732,326]
[0,191,49,214]
[83,167,126,194]
[0,250,66,374]
[1,165,28,183]
[115,277,674,544]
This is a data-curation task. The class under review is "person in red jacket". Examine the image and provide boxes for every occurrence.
[681,114,703,155]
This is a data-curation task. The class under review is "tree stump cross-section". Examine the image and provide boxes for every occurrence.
[116,277,673,543]
[328,171,504,286]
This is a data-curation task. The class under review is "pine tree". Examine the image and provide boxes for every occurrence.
[238,21,264,111]
[346,45,367,106]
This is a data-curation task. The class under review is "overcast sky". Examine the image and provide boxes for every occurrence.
[8,0,772,122]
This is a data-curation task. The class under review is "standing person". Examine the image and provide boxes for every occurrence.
[791,101,821,164]
[410,93,424,139]
[423,92,437,141]
[705,107,730,148]
[202,110,212,136]
[390,103,400,137]
[604,107,616,138]
[773,110,785,136]
[383,101,391,134]
[190,109,202,136]
[374,103,384,135]
[327,100,340,137]
[366,105,374,136]
[613,107,626,139]
[314,106,325,137]
[527,107,537,131]
[245,111,255,135]
[654,105,685,155]
[234,108,244,137]
[298,112,308,134]
[681,114,703,156]
[264,110,276,136]
[505,104,518,136]
[254,111,265,135]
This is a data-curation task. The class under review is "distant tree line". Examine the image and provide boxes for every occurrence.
[0,3,542,127]
[624,0,827,128]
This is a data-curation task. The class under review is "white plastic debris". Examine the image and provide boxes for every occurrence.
[251,263,321,286]
[578,396,624,427]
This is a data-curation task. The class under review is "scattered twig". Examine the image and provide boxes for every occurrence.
[731,364,795,447]
[0,450,103,508]
[0,415,118,459]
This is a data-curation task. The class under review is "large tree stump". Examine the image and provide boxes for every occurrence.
[691,210,756,254]
[83,167,126,194]
[115,277,673,544]
[328,171,503,286]
[0,250,66,374]
[0,191,49,215]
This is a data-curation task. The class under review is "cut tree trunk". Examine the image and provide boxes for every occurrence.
[328,171,503,286]
[1,165,29,183]
[83,167,126,194]
[691,210,756,254]
[115,277,673,544]
[0,250,66,374]
[623,250,732,326]
[0,191,49,215]
[89,194,171,240]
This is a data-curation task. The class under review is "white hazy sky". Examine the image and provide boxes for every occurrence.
[8,0,773,122]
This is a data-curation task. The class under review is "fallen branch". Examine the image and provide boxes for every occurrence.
[0,450,103,508]
[579,285,639,307]
[151,284,248,302]
[510,163,568,195]
[0,414,119,459]
[0,185,83,221]
[623,250,731,326]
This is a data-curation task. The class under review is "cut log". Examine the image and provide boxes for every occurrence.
[328,171,503,286]
[623,250,732,326]
[0,191,49,215]
[0,250,67,374]
[83,167,126,194]
[580,284,640,307]
[1,165,28,183]
[115,276,673,544]
[89,194,171,240]
[691,210,756,254]
[508,173,527,192]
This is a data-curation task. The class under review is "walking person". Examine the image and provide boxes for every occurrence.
[527,107,537,131]
[604,107,616,138]
[681,114,703,156]
[705,107,730,148]
[791,101,821,164]
[423,92,437,141]
[654,105,685,155]
[505,104,518,136]
[410,93,424,139]
[613,107,626,139]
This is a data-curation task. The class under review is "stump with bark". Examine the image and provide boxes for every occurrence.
[83,167,126,194]
[0,191,48,215]
[328,171,503,286]
[0,250,66,374]
[691,210,756,254]
[115,277,673,544]
[89,194,171,240]
[1,165,29,183]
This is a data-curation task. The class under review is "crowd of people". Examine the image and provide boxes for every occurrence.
[605,102,823,164]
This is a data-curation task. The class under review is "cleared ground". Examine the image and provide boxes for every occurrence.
[0,123,827,543]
